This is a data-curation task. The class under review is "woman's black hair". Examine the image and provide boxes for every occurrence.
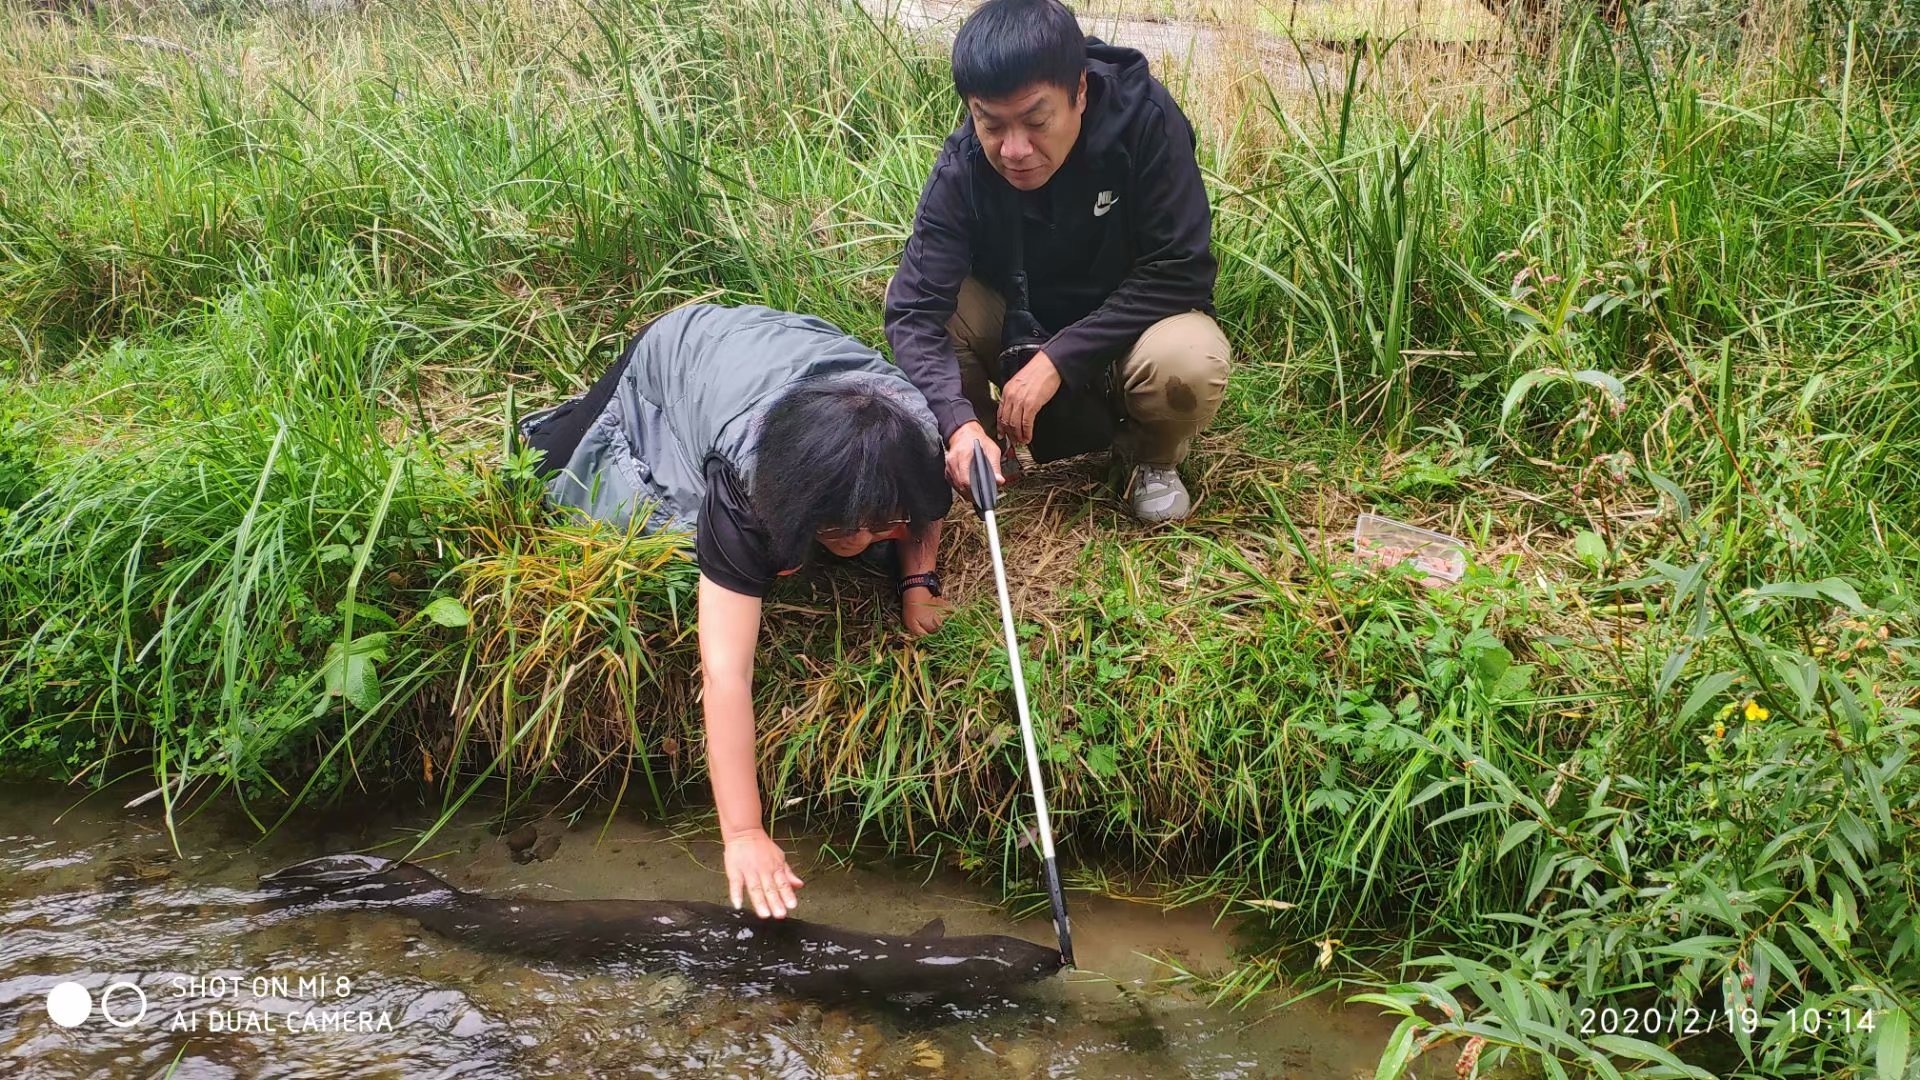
[750,379,951,570]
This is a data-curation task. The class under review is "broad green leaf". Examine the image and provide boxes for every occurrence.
[1814,577,1867,613]
[1373,1017,1421,1080]
[321,633,390,712]
[1656,645,1694,699]
[1642,468,1693,522]
[1588,1034,1715,1077]
[1750,946,1772,1013]
[1678,672,1739,723]
[1770,652,1817,712]
[1569,369,1627,408]
[1652,935,1739,961]
[343,599,396,627]
[1429,800,1504,827]
[1085,744,1118,778]
[1473,643,1513,683]
[1876,1006,1908,1080]
[1500,367,1562,428]
[1497,820,1541,860]
[1491,663,1534,701]
[1409,777,1464,807]
[1681,563,1712,629]
[1346,992,1418,1015]
[1526,850,1561,906]
[1753,938,1803,993]
[422,596,472,628]
[1574,529,1608,567]
[1644,558,1696,586]
[1749,582,1823,603]
[1781,922,1846,989]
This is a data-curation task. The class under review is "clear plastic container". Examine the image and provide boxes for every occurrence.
[1353,513,1468,585]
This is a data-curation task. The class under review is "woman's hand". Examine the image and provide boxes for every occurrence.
[724,828,804,919]
[902,586,951,637]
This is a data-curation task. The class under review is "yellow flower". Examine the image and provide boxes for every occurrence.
[1743,700,1770,723]
[1712,721,1726,739]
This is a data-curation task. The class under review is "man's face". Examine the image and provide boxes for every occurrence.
[967,74,1086,192]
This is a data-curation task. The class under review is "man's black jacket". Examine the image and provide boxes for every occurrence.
[884,40,1218,441]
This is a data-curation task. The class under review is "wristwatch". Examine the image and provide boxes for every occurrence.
[897,571,942,597]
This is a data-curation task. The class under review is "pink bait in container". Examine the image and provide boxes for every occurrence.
[1353,513,1468,585]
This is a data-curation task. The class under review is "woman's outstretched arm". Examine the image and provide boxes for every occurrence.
[698,573,804,918]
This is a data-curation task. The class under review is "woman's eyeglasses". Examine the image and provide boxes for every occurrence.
[817,518,912,542]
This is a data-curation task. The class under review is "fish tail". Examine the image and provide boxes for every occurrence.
[257,854,455,910]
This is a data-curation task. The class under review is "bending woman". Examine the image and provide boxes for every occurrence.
[519,304,952,919]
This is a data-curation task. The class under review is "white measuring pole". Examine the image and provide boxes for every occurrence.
[981,506,1059,866]
[968,440,1073,966]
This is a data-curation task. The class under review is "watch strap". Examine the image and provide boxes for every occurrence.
[898,571,941,597]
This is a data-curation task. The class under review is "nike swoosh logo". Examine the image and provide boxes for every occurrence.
[1093,193,1118,217]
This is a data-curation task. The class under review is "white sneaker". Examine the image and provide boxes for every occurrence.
[1127,464,1191,523]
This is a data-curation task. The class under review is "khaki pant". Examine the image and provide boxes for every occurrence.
[944,277,1231,466]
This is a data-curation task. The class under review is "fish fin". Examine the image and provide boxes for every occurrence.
[911,917,946,939]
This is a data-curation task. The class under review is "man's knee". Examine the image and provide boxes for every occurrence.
[886,271,1003,362]
[949,277,1006,358]
[1121,312,1231,423]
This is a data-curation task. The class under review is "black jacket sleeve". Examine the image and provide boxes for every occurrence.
[884,141,980,442]
[1044,96,1217,391]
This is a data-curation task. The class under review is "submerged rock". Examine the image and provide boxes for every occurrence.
[506,824,560,864]
[504,824,538,854]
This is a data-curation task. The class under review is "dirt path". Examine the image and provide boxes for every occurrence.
[859,0,1505,101]
[863,0,1325,91]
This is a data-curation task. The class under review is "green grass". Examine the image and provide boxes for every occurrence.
[2,0,1918,1076]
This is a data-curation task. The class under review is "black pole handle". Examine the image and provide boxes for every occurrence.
[968,440,998,516]
[1043,857,1075,968]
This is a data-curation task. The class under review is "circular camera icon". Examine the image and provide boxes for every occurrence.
[46,981,148,1029]
[101,982,150,1027]
[47,983,91,1028]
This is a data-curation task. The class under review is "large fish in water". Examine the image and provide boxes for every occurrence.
[258,855,1065,1004]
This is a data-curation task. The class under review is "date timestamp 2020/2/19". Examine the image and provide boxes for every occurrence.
[1580,1005,1881,1037]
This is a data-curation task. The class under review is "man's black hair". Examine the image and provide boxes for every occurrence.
[750,380,949,570]
[951,0,1087,103]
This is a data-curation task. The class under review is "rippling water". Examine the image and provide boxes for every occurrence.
[0,782,1430,1079]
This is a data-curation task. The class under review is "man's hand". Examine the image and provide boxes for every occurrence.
[945,421,1003,497]
[902,587,951,637]
[997,351,1062,446]
[724,828,804,919]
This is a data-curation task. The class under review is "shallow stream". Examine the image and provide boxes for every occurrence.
[1,781,1443,1078]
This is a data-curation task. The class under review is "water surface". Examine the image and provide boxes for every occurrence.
[1,782,1439,1078]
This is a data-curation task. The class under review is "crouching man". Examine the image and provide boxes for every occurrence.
[885,0,1231,522]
